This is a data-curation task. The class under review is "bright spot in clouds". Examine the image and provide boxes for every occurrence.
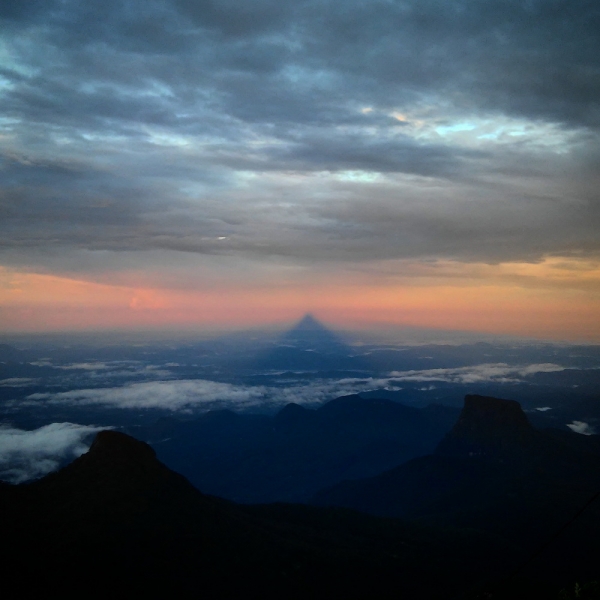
[435,122,476,136]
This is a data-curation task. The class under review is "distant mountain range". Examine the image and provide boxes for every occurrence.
[134,394,460,503]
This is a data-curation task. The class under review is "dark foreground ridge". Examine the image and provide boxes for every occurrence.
[2,398,600,598]
[0,428,511,599]
[313,395,600,596]
[435,394,535,458]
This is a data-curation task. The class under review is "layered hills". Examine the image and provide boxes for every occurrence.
[314,395,600,593]
[2,394,600,598]
[0,429,510,599]
[136,394,459,503]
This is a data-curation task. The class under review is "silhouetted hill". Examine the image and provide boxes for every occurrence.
[0,430,516,599]
[138,394,459,503]
[436,394,535,458]
[314,395,600,515]
[313,395,600,594]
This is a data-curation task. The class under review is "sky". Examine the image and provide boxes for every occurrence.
[1,0,599,340]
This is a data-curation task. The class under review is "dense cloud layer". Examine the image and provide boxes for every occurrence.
[1,0,599,284]
[28,379,269,411]
[0,422,105,483]
[25,377,396,411]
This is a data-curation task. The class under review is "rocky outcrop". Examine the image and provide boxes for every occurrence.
[435,394,536,460]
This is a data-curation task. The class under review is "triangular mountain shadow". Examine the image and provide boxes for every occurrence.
[278,314,349,351]
[250,314,370,372]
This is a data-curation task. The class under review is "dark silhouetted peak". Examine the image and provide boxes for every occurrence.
[201,409,240,424]
[436,395,535,459]
[455,395,532,435]
[35,430,199,507]
[78,430,163,477]
[276,402,311,421]
[70,429,181,479]
[319,394,364,411]
[89,430,157,462]
[274,403,316,431]
[318,394,417,419]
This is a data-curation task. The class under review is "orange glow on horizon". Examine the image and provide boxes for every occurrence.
[1,259,599,342]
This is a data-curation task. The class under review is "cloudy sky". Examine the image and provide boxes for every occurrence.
[1,0,599,339]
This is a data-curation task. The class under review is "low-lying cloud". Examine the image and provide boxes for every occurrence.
[0,378,38,387]
[28,380,268,412]
[389,363,565,384]
[22,363,567,413]
[37,361,176,382]
[25,376,397,413]
[567,421,596,436]
[0,423,106,484]
[268,377,397,408]
[57,362,116,370]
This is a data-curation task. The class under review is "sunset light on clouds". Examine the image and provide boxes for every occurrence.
[1,0,599,341]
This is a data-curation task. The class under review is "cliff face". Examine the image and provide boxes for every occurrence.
[435,394,536,460]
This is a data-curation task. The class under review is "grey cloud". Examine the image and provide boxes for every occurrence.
[0,378,38,387]
[57,362,127,371]
[52,362,175,381]
[0,0,53,23]
[28,380,269,411]
[17,363,571,421]
[1,168,597,270]
[269,377,400,407]
[567,420,596,435]
[0,422,105,483]
[0,0,599,274]
[174,0,297,38]
[261,131,484,177]
[25,376,399,413]
[389,363,566,384]
[3,0,599,129]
